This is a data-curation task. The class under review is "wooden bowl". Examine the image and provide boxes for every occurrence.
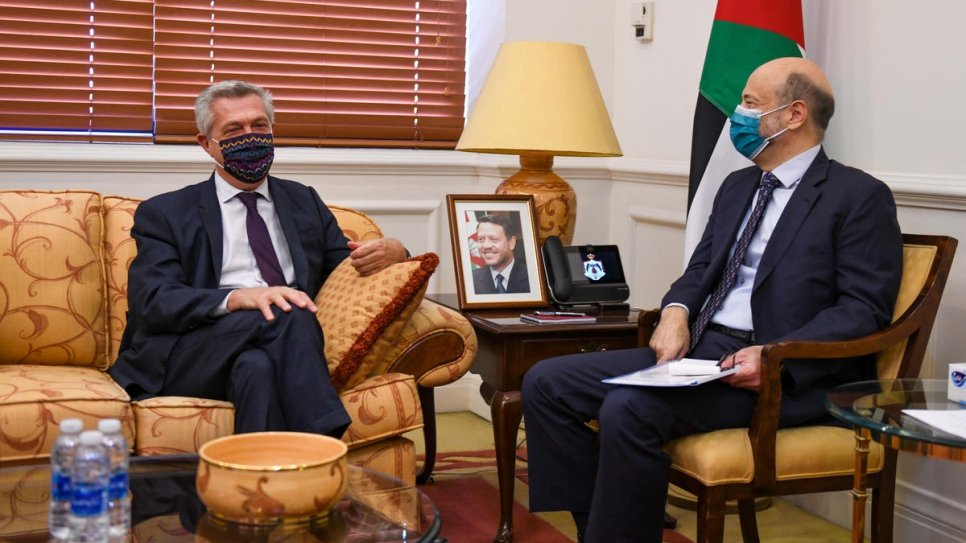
[197,432,348,524]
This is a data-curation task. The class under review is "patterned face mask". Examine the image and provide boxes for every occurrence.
[212,132,275,184]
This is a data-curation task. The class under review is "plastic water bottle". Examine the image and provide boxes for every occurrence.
[71,430,109,543]
[49,418,84,541]
[98,419,130,541]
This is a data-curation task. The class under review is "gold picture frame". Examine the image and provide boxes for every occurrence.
[446,194,548,310]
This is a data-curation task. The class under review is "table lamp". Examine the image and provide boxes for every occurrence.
[456,41,622,245]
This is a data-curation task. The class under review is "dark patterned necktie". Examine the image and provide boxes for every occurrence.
[495,274,507,293]
[689,172,781,350]
[237,191,286,287]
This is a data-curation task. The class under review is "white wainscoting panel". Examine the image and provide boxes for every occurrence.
[626,205,687,309]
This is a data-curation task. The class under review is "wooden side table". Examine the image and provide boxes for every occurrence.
[428,295,640,543]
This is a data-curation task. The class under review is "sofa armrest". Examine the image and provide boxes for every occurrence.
[378,299,477,388]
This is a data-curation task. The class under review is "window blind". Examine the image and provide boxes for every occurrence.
[0,0,466,148]
[0,0,154,142]
[154,0,466,148]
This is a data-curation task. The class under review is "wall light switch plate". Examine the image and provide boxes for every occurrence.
[631,1,655,41]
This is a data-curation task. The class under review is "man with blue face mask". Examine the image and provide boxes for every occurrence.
[729,101,791,160]
[109,80,409,437]
[522,57,903,542]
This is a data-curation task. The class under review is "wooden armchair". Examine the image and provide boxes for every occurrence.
[637,234,957,543]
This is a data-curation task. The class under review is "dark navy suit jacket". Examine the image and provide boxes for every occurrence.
[472,261,530,294]
[109,175,351,398]
[663,149,903,426]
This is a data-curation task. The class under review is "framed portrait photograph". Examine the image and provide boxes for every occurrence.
[446,194,548,310]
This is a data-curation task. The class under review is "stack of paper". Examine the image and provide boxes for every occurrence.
[667,358,723,376]
[603,359,738,387]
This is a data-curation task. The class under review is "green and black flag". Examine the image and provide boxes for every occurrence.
[685,0,805,260]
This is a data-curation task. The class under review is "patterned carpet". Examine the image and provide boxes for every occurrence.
[419,449,694,543]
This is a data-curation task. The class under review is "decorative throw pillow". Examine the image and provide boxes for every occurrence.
[316,253,439,391]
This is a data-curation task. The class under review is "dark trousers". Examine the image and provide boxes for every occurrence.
[522,330,757,542]
[162,306,350,437]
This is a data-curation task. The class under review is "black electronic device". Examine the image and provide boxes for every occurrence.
[541,236,630,307]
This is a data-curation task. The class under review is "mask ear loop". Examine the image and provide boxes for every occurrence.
[760,102,791,117]
[749,103,793,159]
[205,136,226,169]
[207,154,226,170]
[748,126,790,160]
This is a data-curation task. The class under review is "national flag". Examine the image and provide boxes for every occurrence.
[465,210,486,269]
[684,0,805,262]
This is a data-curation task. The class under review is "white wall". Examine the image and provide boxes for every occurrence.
[2,0,965,538]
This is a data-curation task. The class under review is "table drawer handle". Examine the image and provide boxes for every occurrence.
[578,343,608,353]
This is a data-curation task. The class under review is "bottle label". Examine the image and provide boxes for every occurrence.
[52,471,72,501]
[71,482,107,517]
[108,471,129,499]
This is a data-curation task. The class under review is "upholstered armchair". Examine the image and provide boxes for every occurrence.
[640,234,956,543]
[0,190,476,482]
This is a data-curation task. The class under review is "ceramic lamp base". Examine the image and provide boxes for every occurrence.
[495,153,576,245]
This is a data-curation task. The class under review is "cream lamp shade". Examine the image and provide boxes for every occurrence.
[457,41,622,244]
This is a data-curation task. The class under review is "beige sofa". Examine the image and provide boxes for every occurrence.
[0,190,476,482]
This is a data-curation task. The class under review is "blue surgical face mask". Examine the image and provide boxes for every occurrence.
[729,103,790,160]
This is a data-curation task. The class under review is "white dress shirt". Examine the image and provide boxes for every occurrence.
[212,173,296,313]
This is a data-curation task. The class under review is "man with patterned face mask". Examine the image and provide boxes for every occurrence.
[109,80,409,437]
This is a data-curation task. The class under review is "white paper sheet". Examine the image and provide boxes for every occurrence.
[901,409,966,440]
[666,358,725,376]
[603,360,739,387]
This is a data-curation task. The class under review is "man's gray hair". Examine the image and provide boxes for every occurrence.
[194,80,275,136]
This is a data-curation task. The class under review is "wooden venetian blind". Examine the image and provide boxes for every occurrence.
[154,0,466,148]
[0,0,154,142]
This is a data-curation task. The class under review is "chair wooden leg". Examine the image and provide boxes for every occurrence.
[696,488,727,543]
[737,498,760,543]
[416,386,437,484]
[870,454,898,543]
[870,487,894,543]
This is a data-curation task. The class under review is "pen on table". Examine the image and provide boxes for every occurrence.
[535,311,587,316]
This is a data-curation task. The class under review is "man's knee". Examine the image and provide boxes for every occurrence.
[267,306,322,334]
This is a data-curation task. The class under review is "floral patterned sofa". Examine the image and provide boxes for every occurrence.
[0,190,476,483]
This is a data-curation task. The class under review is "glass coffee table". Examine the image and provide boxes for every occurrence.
[0,454,443,542]
[826,379,966,543]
